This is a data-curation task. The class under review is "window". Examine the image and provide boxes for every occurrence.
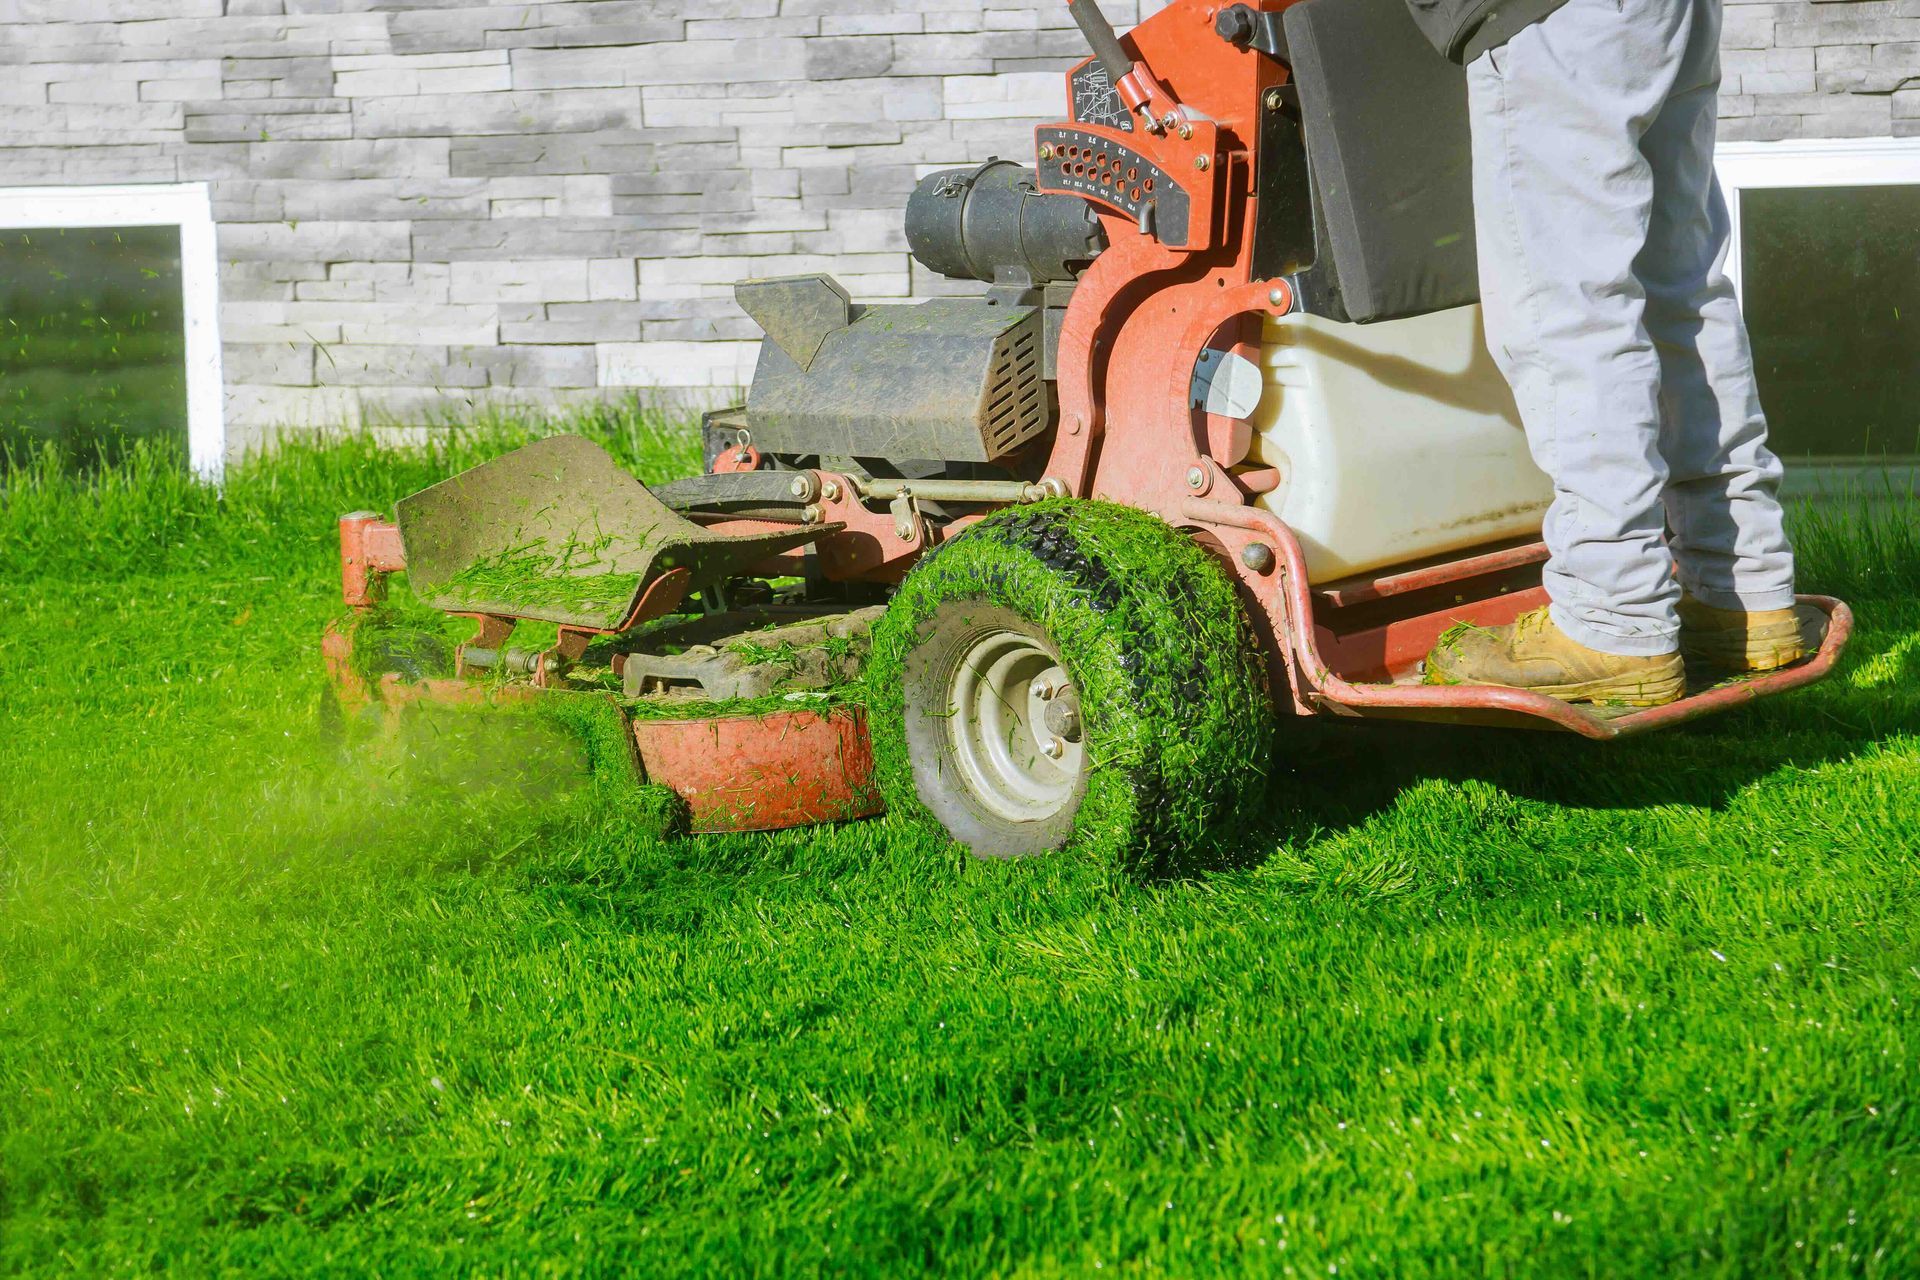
[0,184,224,477]
[1717,139,1920,478]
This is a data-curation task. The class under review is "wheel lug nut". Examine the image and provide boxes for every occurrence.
[1043,697,1084,743]
[1030,677,1057,701]
[1042,737,1067,760]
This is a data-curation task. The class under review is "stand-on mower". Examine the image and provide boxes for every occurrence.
[325,0,1852,860]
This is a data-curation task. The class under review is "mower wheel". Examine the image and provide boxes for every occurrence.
[866,501,1273,866]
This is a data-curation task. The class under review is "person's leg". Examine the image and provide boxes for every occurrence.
[1636,0,1798,614]
[1466,0,1695,657]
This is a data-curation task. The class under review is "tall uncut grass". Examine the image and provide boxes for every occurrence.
[1,414,1916,1277]
[0,403,700,582]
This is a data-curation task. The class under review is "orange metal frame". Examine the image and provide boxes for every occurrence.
[324,0,1851,831]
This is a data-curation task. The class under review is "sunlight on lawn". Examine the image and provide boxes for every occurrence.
[1,410,1915,1275]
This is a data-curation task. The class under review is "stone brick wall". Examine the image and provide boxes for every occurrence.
[1721,0,1920,140]
[0,0,1911,448]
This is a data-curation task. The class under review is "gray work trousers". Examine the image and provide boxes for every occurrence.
[1467,0,1797,657]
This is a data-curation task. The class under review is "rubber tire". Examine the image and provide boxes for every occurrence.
[866,501,1273,867]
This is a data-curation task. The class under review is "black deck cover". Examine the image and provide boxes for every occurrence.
[1282,0,1481,323]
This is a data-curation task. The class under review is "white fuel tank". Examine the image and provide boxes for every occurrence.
[1246,304,1553,585]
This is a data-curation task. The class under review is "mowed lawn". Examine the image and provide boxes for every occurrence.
[2,413,1916,1277]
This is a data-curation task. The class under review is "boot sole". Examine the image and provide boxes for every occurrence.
[1681,638,1808,675]
[1526,669,1687,708]
[1679,612,1808,675]
[1428,662,1687,708]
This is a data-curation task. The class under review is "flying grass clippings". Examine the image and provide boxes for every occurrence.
[432,546,644,621]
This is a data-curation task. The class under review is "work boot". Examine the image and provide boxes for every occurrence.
[1677,594,1807,673]
[1425,607,1685,707]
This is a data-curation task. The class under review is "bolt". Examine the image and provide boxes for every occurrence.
[1265,88,1285,111]
[1161,112,1179,131]
[1042,737,1068,761]
[820,478,842,501]
[789,474,818,501]
[1039,143,1056,161]
[895,521,916,542]
[801,503,825,525]
[1177,122,1194,140]
[1269,287,1288,308]
[1195,154,1211,172]
[1187,466,1207,490]
[1241,542,1277,574]
[1043,698,1084,744]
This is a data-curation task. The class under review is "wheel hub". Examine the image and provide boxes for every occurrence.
[1042,695,1083,743]
[947,628,1085,824]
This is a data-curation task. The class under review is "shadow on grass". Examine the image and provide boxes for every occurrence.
[490,598,1920,917]
[491,492,1920,898]
[1179,604,1920,880]
[514,611,1920,905]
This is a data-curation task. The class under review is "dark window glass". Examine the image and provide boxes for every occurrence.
[1743,185,1920,461]
[0,225,188,468]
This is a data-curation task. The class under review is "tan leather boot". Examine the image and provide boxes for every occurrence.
[1677,594,1806,673]
[1425,607,1686,707]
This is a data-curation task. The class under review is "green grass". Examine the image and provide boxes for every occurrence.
[1,409,1916,1276]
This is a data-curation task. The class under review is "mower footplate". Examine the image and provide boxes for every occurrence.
[1313,596,1853,740]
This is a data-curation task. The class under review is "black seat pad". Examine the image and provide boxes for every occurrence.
[1282,0,1480,323]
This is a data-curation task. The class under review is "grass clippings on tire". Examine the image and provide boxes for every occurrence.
[867,500,1273,872]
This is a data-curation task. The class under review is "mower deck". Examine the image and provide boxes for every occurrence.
[357,672,883,834]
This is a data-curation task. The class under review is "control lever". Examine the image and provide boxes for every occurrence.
[1064,0,1175,133]
[1066,0,1135,87]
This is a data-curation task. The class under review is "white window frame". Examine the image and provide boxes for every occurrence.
[0,182,225,479]
[1715,138,1920,486]
[1716,136,1920,301]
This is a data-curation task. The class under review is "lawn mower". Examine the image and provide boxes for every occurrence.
[324,0,1852,859]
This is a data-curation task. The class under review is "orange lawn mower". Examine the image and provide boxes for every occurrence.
[324,0,1851,861]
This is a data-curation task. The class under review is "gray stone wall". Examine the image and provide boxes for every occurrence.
[1721,0,1920,140]
[0,0,1911,447]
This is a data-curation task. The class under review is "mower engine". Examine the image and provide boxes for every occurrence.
[703,159,1104,521]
